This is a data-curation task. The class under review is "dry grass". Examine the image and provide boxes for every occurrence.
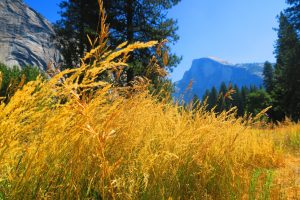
[0,1,299,199]
[0,78,289,199]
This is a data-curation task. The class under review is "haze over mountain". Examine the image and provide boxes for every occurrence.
[0,0,61,70]
[174,57,264,102]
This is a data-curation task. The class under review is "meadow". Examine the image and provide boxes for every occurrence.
[0,3,300,199]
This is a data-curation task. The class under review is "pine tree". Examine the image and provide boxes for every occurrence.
[55,0,181,83]
[231,85,243,116]
[217,82,228,112]
[219,82,227,95]
[240,86,249,115]
[207,86,218,111]
[249,85,258,93]
[273,13,300,121]
[263,61,274,93]
[201,89,210,110]
[54,0,100,68]
[202,89,210,102]
[192,95,200,110]
[285,0,300,33]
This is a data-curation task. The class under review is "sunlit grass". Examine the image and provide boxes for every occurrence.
[1,78,291,199]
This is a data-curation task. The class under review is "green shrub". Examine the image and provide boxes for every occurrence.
[0,63,42,101]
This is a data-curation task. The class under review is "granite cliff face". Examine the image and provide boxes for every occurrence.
[174,57,264,103]
[0,0,61,70]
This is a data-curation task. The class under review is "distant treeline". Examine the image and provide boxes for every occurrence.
[192,80,271,118]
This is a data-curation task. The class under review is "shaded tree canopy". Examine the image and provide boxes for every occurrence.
[285,0,300,34]
[272,13,300,121]
[55,0,181,83]
[246,89,272,116]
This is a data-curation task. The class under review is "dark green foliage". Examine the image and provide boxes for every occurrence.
[202,83,229,113]
[259,2,300,122]
[272,13,300,121]
[240,86,250,115]
[0,63,41,101]
[200,83,271,117]
[202,89,210,102]
[55,0,181,83]
[192,94,200,110]
[216,82,231,112]
[207,86,218,111]
[285,0,300,33]
[219,82,227,95]
[263,61,274,93]
[246,90,272,116]
[231,85,244,116]
[249,85,258,93]
[54,0,100,68]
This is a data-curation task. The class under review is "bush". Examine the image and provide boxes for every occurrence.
[0,63,41,101]
[246,90,272,116]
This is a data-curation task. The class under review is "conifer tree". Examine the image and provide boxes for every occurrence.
[200,83,272,116]
[192,95,200,110]
[55,0,181,83]
[263,61,274,93]
[273,13,300,121]
[285,0,300,33]
[219,82,227,95]
[231,85,243,116]
[240,86,249,115]
[202,89,210,102]
[207,86,218,111]
[249,85,258,93]
[217,82,228,112]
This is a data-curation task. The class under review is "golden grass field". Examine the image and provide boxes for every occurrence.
[0,2,300,199]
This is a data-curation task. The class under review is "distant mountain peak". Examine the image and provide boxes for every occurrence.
[207,56,231,65]
[174,57,264,102]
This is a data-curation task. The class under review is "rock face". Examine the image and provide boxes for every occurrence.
[174,57,264,103]
[0,0,61,70]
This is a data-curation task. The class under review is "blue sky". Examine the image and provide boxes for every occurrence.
[24,0,61,23]
[25,0,288,81]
